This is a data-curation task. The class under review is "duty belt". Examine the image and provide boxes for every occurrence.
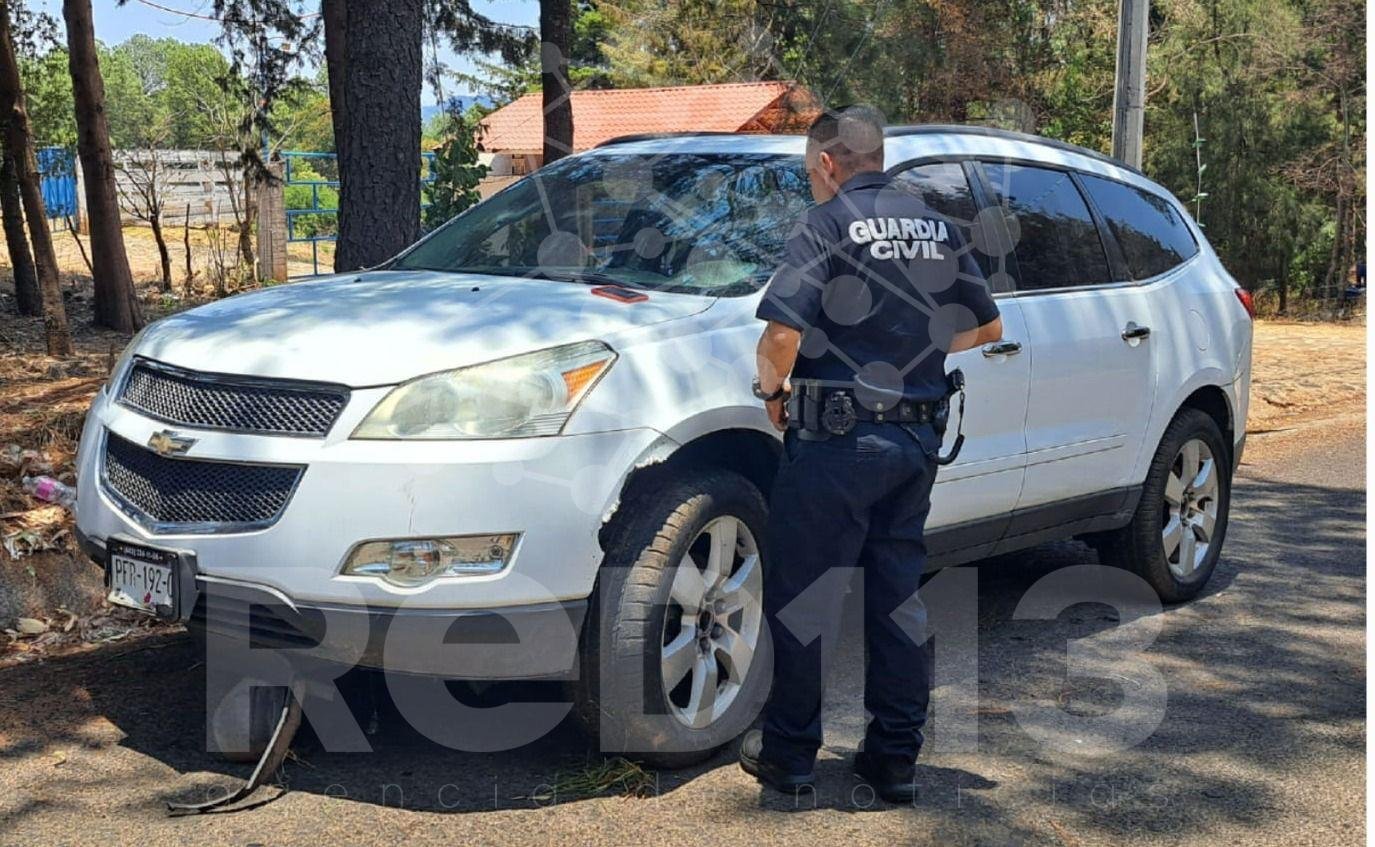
[785,371,967,466]
[786,382,945,436]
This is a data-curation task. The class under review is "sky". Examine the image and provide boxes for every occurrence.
[31,0,540,105]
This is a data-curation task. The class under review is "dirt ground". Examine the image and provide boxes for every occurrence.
[0,224,334,655]
[0,236,1366,659]
[1247,320,1366,432]
[0,412,1363,847]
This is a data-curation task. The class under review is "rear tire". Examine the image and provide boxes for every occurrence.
[573,468,771,769]
[1097,408,1232,603]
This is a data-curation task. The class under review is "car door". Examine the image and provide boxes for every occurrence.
[976,161,1158,510]
[890,160,1030,539]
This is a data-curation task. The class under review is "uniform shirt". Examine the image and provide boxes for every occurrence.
[757,171,1000,403]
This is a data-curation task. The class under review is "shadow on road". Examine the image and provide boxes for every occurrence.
[0,470,1363,840]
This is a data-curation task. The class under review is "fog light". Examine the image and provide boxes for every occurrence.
[341,534,518,586]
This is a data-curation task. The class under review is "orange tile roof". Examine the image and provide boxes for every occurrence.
[476,82,817,154]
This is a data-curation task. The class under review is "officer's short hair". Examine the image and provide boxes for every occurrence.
[807,105,885,171]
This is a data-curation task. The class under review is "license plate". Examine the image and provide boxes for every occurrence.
[107,539,182,618]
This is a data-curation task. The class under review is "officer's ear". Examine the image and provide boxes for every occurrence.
[816,149,838,178]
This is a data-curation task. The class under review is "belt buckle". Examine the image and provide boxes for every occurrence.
[821,392,857,436]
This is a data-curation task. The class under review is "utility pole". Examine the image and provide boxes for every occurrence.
[1111,0,1148,168]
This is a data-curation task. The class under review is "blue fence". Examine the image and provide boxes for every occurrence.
[37,147,78,225]
[284,150,437,276]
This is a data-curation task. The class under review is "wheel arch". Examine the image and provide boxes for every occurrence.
[597,426,781,551]
[1135,371,1237,483]
[1179,384,1234,454]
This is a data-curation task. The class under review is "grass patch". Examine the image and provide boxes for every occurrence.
[520,757,658,803]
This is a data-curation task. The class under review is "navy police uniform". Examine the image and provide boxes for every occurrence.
[754,170,999,773]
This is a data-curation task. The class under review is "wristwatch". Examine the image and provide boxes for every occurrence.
[752,377,786,402]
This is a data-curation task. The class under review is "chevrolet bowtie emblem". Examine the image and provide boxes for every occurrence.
[147,429,196,457]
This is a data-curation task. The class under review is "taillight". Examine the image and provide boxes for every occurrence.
[1234,287,1255,319]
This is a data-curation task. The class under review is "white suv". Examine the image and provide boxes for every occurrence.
[74,126,1253,760]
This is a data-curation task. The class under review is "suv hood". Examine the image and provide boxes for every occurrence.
[136,270,711,385]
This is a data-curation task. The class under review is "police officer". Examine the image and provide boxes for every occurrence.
[738,106,1003,802]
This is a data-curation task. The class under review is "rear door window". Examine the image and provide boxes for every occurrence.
[1079,174,1198,279]
[893,161,992,277]
[981,162,1112,291]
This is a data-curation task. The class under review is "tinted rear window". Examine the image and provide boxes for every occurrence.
[982,162,1112,290]
[894,162,994,278]
[1079,174,1198,280]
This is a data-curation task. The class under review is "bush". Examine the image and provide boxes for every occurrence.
[284,157,339,239]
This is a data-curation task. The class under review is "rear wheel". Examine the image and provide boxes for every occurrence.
[1097,408,1232,603]
[574,468,771,768]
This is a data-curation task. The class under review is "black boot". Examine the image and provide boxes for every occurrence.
[739,730,815,792]
[853,750,920,804]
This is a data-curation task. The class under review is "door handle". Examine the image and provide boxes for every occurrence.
[1121,322,1151,341]
[981,339,1023,357]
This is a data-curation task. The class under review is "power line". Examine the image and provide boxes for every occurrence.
[129,0,319,24]
[129,0,535,33]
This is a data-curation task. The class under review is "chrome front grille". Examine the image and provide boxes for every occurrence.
[102,431,303,531]
[119,359,349,437]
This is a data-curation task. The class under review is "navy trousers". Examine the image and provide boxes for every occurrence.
[759,420,939,773]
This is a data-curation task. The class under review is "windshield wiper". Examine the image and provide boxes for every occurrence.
[396,265,651,290]
[534,269,649,289]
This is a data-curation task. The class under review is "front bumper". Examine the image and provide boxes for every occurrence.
[75,386,666,676]
[79,529,585,678]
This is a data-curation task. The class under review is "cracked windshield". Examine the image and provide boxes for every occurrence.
[396,153,811,296]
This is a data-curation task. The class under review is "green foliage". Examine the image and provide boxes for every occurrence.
[5,0,1361,311]
[456,1,610,105]
[1140,0,1365,303]
[581,0,1363,306]
[456,54,539,109]
[422,113,487,231]
[20,48,75,147]
[284,157,339,238]
[570,0,613,88]
[22,35,329,155]
[599,0,779,86]
[101,42,160,147]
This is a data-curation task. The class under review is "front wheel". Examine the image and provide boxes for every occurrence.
[1097,408,1232,603]
[573,468,771,768]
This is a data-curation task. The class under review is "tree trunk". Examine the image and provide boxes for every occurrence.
[0,1,71,355]
[331,0,422,272]
[323,0,347,161]
[540,0,574,164]
[150,212,171,291]
[0,147,39,315]
[64,0,142,331]
[1322,190,1346,301]
[182,201,194,295]
[1277,267,1288,316]
[238,158,256,272]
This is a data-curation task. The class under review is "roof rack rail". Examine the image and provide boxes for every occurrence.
[884,124,1142,176]
[594,125,1143,177]
[595,131,754,148]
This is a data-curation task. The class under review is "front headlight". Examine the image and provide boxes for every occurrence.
[351,341,616,440]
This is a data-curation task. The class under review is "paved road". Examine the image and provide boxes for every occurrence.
[0,415,1364,846]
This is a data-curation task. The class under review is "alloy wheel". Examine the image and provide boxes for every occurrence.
[660,516,763,730]
[1161,437,1220,579]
